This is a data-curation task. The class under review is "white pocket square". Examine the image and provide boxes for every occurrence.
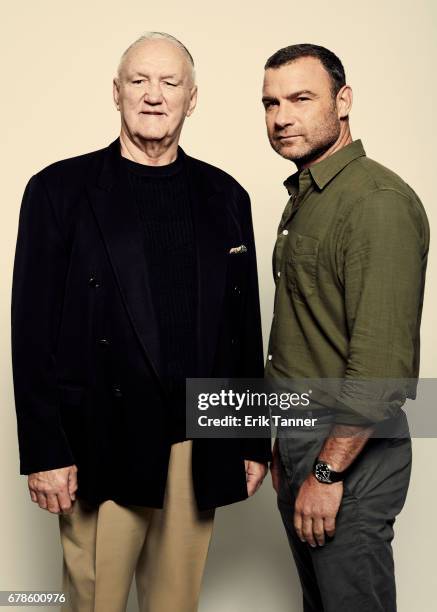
[229,244,247,255]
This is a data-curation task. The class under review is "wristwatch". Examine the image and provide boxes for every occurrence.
[312,459,348,484]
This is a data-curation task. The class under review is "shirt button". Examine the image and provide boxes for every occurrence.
[268,354,272,361]
[282,229,289,236]
[98,338,110,346]
[277,271,281,277]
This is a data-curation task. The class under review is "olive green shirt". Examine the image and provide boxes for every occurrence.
[265,139,430,425]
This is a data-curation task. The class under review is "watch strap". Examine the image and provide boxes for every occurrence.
[313,458,352,483]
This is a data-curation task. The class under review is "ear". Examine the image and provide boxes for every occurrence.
[113,77,120,111]
[186,85,198,117]
[336,85,353,119]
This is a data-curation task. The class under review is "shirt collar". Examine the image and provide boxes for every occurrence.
[283,139,366,195]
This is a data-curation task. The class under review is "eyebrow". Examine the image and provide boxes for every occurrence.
[262,89,317,104]
[130,71,180,80]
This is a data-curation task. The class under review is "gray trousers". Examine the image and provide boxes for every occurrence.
[277,411,412,612]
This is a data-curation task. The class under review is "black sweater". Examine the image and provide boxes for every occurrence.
[121,151,197,444]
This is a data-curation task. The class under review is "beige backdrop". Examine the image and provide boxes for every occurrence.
[1,1,436,611]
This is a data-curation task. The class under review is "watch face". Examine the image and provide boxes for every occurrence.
[315,462,332,483]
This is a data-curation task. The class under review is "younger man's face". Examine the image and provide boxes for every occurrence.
[262,56,342,166]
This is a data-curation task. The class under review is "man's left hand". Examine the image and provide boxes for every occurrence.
[294,474,343,547]
[244,460,268,496]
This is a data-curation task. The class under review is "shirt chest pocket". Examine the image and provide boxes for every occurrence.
[284,230,319,302]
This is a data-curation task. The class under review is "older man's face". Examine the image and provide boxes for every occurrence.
[262,56,341,165]
[114,39,197,146]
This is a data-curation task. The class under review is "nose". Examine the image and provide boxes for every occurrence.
[274,103,296,130]
[143,82,164,105]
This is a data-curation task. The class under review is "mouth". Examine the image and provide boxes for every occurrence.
[140,111,165,116]
[277,135,301,141]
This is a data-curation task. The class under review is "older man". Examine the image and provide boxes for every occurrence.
[11,32,270,612]
[263,44,429,611]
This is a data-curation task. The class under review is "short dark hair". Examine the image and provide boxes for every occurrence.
[264,43,346,97]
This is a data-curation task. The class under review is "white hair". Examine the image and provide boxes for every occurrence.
[117,32,196,84]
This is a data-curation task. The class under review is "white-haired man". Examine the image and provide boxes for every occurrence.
[11,32,270,612]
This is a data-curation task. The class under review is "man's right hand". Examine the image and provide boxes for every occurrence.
[28,465,78,514]
[270,439,280,494]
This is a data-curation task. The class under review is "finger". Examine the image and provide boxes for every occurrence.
[246,470,253,495]
[302,515,316,547]
[313,517,325,547]
[246,475,257,496]
[36,492,48,510]
[46,493,61,514]
[249,471,265,496]
[245,462,259,496]
[57,490,73,514]
[294,511,304,542]
[323,516,336,538]
[28,486,38,503]
[270,463,280,494]
[68,468,78,501]
[253,475,265,494]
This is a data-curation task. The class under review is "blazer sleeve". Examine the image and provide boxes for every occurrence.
[11,173,75,474]
[237,188,272,464]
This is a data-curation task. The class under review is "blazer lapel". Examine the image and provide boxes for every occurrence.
[184,156,228,378]
[87,138,163,385]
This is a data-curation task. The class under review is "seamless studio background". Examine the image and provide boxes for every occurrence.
[1,1,436,611]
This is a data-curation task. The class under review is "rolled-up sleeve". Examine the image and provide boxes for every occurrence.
[335,188,429,424]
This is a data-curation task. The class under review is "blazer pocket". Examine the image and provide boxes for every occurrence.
[285,231,319,302]
[227,248,249,280]
[227,250,249,261]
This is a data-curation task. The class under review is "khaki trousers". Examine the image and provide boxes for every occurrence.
[58,441,215,612]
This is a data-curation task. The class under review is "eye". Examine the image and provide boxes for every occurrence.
[164,81,177,87]
[296,97,310,102]
[132,79,145,85]
[263,101,277,110]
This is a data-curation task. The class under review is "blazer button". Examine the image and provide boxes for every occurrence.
[89,276,100,288]
[112,384,122,398]
[98,338,110,346]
